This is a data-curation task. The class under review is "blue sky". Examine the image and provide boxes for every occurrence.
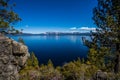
[11,0,97,33]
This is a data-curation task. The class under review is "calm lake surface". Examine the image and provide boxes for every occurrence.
[9,35,89,66]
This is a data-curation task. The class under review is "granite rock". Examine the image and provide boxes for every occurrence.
[0,36,29,80]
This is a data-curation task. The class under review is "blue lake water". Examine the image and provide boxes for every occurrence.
[9,35,89,66]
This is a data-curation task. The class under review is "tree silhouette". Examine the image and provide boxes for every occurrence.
[21,29,23,33]
[0,0,21,33]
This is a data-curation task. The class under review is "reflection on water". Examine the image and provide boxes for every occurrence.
[9,35,89,66]
[55,35,59,40]
[69,36,77,43]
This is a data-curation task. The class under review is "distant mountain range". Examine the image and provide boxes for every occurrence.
[7,32,91,36]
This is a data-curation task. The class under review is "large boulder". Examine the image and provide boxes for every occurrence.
[0,36,29,80]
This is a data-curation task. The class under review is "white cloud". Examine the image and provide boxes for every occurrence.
[70,27,77,30]
[78,27,96,31]
[69,27,96,33]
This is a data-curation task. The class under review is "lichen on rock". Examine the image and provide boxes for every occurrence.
[0,36,29,80]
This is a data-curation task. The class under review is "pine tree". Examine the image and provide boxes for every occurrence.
[0,0,21,32]
[86,0,120,72]
[31,52,39,67]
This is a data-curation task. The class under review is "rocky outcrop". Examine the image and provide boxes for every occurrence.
[91,70,120,80]
[91,70,108,80]
[0,36,29,80]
